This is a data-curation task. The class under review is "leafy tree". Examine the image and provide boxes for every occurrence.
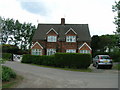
[99,35,117,52]
[112,1,120,33]
[91,35,100,52]
[0,17,36,50]
[91,34,118,54]
[112,1,120,49]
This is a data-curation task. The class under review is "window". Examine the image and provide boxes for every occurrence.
[47,36,57,42]
[66,36,76,42]
[80,50,90,54]
[66,49,76,53]
[47,49,56,55]
[31,49,42,55]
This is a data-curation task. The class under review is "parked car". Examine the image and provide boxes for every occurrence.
[93,55,113,69]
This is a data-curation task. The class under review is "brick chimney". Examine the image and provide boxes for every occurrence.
[61,18,65,25]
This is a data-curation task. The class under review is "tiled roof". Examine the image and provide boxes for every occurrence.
[32,24,91,41]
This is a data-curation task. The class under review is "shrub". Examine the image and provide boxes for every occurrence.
[22,53,92,69]
[2,53,12,60]
[2,66,16,81]
[54,53,92,69]
[2,44,19,54]
[109,52,120,62]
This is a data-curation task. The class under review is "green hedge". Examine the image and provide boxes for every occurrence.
[22,55,55,66]
[22,53,92,69]
[54,53,92,68]
[2,53,12,60]
[2,66,16,81]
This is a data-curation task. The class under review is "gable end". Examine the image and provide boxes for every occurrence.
[46,28,58,35]
[31,42,43,49]
[65,28,77,35]
[79,42,92,50]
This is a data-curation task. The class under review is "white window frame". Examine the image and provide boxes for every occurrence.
[80,50,90,54]
[31,49,42,55]
[66,49,76,53]
[47,49,56,55]
[47,36,57,42]
[66,36,76,42]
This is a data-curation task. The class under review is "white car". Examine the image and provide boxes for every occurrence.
[93,55,113,69]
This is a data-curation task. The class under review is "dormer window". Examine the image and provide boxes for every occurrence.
[66,36,76,42]
[47,36,57,42]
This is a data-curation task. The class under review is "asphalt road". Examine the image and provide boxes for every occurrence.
[3,61,118,88]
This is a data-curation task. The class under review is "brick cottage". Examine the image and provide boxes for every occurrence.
[31,18,92,55]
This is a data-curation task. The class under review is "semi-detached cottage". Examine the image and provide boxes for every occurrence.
[31,18,92,55]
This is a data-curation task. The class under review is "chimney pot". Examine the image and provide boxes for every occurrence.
[61,18,65,25]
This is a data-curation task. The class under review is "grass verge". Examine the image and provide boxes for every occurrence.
[2,75,23,88]
[31,64,92,72]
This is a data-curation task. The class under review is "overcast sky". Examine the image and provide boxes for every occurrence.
[0,0,118,36]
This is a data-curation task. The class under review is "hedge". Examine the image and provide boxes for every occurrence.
[2,53,12,60]
[2,66,16,81]
[22,53,92,69]
[54,53,92,68]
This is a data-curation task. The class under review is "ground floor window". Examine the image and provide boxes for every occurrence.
[80,50,90,54]
[66,49,76,53]
[31,49,42,55]
[47,49,56,55]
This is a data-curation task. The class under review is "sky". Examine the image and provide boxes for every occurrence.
[0,0,118,36]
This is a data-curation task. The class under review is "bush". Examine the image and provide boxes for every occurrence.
[2,66,16,81]
[2,44,19,54]
[22,53,92,69]
[109,52,120,62]
[2,53,12,60]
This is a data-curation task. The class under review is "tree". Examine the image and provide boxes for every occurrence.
[91,35,100,52]
[1,17,36,50]
[91,34,118,54]
[112,1,120,49]
[112,1,120,33]
[99,35,117,52]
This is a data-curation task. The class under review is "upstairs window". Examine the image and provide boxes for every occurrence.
[66,36,76,42]
[47,36,57,42]
[66,49,76,53]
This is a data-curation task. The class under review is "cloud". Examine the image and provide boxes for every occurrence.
[0,0,117,36]
[19,1,48,16]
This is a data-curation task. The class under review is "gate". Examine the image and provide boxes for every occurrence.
[13,54,23,62]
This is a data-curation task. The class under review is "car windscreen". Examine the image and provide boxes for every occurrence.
[101,56,111,59]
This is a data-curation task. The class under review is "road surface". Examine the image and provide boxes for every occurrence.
[3,61,118,88]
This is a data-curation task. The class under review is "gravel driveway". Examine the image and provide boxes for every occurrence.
[4,61,118,88]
